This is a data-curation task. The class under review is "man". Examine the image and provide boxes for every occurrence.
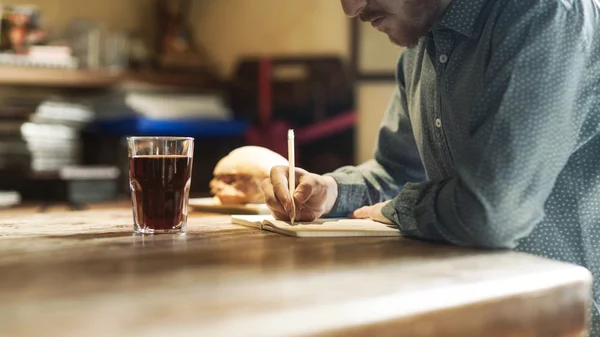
[261,0,600,334]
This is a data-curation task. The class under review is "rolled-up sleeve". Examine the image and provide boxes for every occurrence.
[382,3,592,248]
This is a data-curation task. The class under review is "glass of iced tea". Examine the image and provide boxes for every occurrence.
[127,137,194,234]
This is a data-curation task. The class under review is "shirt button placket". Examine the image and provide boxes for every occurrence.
[439,54,448,64]
[436,52,447,132]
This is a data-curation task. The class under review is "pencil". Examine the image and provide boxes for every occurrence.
[288,129,296,225]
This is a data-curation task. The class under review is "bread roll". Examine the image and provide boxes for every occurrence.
[209,146,288,204]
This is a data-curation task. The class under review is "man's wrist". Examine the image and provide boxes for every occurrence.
[322,175,338,215]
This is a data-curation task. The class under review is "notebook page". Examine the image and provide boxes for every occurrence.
[231,215,274,229]
[262,218,401,237]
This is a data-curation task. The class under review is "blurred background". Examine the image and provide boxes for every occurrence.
[0,0,403,209]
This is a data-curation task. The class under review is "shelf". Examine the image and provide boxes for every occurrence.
[120,71,221,92]
[0,66,221,90]
[0,67,119,88]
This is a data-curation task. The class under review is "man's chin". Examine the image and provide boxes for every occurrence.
[386,33,422,48]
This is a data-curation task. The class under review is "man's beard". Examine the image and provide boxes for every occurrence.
[387,20,431,47]
[363,0,442,48]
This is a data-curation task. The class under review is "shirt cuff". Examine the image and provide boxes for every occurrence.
[381,183,420,233]
[323,167,369,217]
[381,181,446,241]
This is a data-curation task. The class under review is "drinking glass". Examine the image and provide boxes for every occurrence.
[127,137,194,234]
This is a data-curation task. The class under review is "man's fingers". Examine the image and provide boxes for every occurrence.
[369,202,393,224]
[268,166,319,220]
[296,205,317,222]
[270,166,292,212]
[261,178,286,215]
[271,204,315,222]
[294,177,316,204]
[271,208,290,221]
[351,206,371,219]
[350,202,393,224]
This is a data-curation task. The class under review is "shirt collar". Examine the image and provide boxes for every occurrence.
[437,0,491,38]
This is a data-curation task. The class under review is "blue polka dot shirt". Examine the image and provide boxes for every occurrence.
[327,0,600,333]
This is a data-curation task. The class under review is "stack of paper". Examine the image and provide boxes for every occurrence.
[125,93,231,120]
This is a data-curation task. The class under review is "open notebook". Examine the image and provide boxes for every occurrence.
[231,215,401,237]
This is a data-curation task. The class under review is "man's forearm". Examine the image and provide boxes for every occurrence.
[324,158,409,217]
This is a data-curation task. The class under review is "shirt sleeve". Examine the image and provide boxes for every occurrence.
[324,60,426,217]
[381,2,593,248]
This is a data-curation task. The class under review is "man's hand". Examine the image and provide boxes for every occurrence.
[261,166,338,222]
[351,201,393,224]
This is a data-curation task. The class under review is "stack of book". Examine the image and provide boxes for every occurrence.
[21,99,93,173]
[0,47,78,69]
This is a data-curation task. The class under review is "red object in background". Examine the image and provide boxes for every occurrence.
[245,58,290,159]
[296,112,356,144]
[245,57,356,167]
[245,120,291,161]
[1,5,46,53]
[258,58,272,127]
[8,13,29,54]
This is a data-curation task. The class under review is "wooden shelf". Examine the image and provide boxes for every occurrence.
[120,71,222,91]
[0,66,221,90]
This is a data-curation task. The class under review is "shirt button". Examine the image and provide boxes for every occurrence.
[435,118,442,128]
[439,54,448,64]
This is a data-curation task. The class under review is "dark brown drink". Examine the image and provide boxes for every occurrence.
[129,155,192,232]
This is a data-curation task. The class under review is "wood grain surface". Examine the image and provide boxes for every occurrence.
[0,203,593,337]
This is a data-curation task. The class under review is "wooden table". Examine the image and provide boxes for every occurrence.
[0,203,592,337]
